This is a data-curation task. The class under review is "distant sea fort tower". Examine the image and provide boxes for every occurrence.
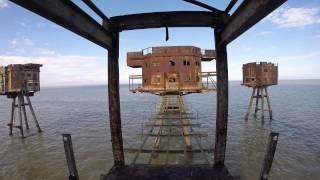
[242,62,278,120]
[0,63,42,138]
[127,46,216,95]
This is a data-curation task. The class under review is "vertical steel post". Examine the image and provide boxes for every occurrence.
[254,88,260,118]
[261,87,265,120]
[214,29,229,165]
[265,87,273,120]
[21,95,29,129]
[9,97,16,135]
[259,132,279,180]
[62,134,79,180]
[108,31,125,166]
[26,95,42,132]
[245,87,256,120]
[18,94,24,138]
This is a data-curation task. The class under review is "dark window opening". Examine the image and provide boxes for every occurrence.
[169,61,175,66]
[168,78,176,82]
[144,79,147,83]
[187,61,190,66]
[183,60,187,66]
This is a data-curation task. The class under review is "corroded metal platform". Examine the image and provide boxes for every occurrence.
[126,95,212,165]
[102,164,233,180]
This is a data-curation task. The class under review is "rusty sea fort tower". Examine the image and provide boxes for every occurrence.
[242,62,278,121]
[0,64,42,138]
[126,46,217,164]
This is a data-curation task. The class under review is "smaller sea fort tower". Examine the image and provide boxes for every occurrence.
[0,63,42,138]
[242,62,278,121]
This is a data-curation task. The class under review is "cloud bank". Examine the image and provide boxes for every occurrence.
[266,6,320,28]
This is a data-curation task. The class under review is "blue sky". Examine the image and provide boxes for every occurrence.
[0,0,320,86]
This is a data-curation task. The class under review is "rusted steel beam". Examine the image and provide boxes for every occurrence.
[225,0,238,14]
[125,148,214,153]
[10,0,113,49]
[110,11,227,31]
[220,0,287,45]
[82,0,108,20]
[62,134,79,180]
[259,132,279,180]
[183,0,223,13]
[108,32,125,166]
[214,29,229,165]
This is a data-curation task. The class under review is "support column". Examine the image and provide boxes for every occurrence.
[254,88,260,118]
[22,96,29,129]
[265,87,273,120]
[26,95,42,132]
[261,87,265,120]
[18,94,24,138]
[245,87,256,120]
[108,31,125,166]
[9,97,16,135]
[214,29,229,165]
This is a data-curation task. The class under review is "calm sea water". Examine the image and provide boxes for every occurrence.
[0,80,319,180]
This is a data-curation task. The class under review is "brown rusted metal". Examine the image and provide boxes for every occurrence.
[243,62,277,120]
[0,64,42,95]
[108,32,125,166]
[214,29,229,166]
[242,62,278,87]
[127,46,216,95]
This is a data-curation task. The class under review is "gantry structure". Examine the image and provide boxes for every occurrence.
[10,0,287,179]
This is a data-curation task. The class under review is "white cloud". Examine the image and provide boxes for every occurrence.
[9,37,34,48]
[259,31,273,35]
[0,0,8,8]
[0,53,107,87]
[266,6,320,28]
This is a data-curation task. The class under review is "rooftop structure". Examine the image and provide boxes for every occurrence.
[127,46,216,95]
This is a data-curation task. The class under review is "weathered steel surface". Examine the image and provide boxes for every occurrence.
[0,64,42,94]
[128,95,211,165]
[62,134,79,180]
[108,32,125,166]
[245,87,273,121]
[102,164,234,180]
[10,0,113,49]
[220,0,287,45]
[242,62,278,87]
[82,0,108,20]
[214,29,229,165]
[7,94,42,138]
[183,0,223,13]
[127,46,216,94]
[225,0,238,14]
[110,11,227,31]
[0,66,5,94]
[259,132,279,180]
